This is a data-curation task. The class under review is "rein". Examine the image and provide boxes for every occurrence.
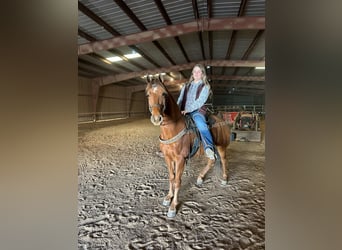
[149,103,165,113]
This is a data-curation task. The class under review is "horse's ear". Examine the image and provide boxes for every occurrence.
[146,75,153,88]
[145,75,152,92]
[159,74,164,83]
[146,82,151,91]
[146,74,152,84]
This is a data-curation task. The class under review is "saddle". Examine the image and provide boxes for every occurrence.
[184,113,217,159]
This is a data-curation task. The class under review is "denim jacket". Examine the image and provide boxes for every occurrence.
[177,80,210,113]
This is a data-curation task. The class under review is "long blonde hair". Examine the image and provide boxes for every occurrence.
[188,64,210,90]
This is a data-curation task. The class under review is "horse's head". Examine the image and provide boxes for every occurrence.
[145,75,168,126]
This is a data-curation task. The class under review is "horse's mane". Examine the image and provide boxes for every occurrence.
[154,78,181,118]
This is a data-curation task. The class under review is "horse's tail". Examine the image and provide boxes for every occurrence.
[209,114,231,146]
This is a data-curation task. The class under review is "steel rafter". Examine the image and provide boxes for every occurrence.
[154,0,190,63]
[207,0,213,76]
[78,2,120,36]
[78,17,265,55]
[113,0,177,66]
[210,75,264,81]
[146,74,264,88]
[94,60,265,86]
[78,29,96,42]
[221,0,248,76]
[79,2,164,76]
[232,30,265,76]
[192,0,205,60]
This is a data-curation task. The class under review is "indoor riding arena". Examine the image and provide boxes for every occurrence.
[78,117,265,249]
[78,0,265,249]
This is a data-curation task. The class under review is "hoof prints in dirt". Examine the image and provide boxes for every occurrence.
[78,119,265,249]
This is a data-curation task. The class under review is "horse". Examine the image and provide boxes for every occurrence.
[145,75,230,218]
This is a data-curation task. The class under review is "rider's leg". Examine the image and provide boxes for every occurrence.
[191,111,215,159]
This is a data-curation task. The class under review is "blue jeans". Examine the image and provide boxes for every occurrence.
[190,110,214,150]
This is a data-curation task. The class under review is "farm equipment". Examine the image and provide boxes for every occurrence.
[220,110,262,142]
[234,111,258,130]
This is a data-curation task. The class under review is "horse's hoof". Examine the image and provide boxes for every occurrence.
[162,199,171,206]
[221,180,228,186]
[196,178,203,185]
[167,209,176,218]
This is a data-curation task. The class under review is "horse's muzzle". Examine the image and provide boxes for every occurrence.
[150,115,163,126]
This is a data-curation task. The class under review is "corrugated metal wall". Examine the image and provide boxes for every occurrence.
[78,77,93,117]
[129,91,147,117]
[98,85,128,113]
[78,77,148,122]
[79,77,264,123]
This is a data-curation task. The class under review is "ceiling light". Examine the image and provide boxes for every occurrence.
[124,52,141,59]
[107,56,123,62]
[101,58,113,65]
[255,66,265,70]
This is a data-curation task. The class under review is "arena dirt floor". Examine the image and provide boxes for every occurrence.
[78,117,265,250]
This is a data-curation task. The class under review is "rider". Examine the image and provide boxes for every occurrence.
[177,64,215,160]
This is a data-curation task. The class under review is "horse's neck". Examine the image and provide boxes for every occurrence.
[162,111,183,127]
[160,116,185,139]
[160,97,185,135]
[165,94,182,122]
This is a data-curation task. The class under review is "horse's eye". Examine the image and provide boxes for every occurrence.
[162,92,167,97]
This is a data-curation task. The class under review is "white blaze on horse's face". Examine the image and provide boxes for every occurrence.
[152,86,159,93]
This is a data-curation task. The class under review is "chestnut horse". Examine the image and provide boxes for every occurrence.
[145,76,230,217]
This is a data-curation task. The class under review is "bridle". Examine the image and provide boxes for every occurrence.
[148,102,165,115]
[146,81,188,144]
[147,85,167,120]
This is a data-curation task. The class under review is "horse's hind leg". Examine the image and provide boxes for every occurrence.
[217,145,228,185]
[196,158,215,185]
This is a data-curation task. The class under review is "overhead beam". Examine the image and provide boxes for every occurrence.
[78,29,96,42]
[161,75,264,87]
[78,17,265,55]
[94,60,265,86]
[114,0,178,70]
[210,75,264,81]
[192,0,205,60]
[162,78,265,90]
[154,0,190,63]
[213,84,265,89]
[79,2,163,73]
[232,30,265,76]
[214,91,264,96]
[79,2,121,36]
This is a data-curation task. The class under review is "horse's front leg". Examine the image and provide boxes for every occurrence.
[162,156,174,207]
[167,157,186,218]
